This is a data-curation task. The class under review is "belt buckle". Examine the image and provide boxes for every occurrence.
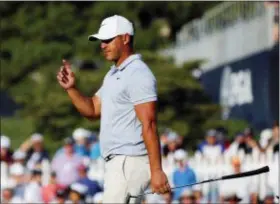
[104,154,114,162]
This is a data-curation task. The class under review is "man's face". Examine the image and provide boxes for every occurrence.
[100,35,128,61]
[64,144,74,155]
[1,147,8,157]
[231,158,241,173]
[206,135,216,145]
[69,191,80,202]
[167,141,177,152]
[32,141,43,151]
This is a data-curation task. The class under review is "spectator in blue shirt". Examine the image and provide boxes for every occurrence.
[89,139,101,160]
[77,164,103,197]
[172,149,197,201]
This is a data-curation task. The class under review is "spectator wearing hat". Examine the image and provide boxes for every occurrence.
[242,127,261,155]
[198,129,224,163]
[20,133,49,170]
[51,137,84,187]
[9,163,27,200]
[12,150,26,165]
[163,131,180,157]
[67,183,88,204]
[23,168,43,203]
[54,128,93,159]
[1,135,13,165]
[179,188,195,204]
[72,128,91,157]
[77,164,102,197]
[172,149,197,201]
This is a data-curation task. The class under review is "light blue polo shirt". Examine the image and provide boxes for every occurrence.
[95,54,157,158]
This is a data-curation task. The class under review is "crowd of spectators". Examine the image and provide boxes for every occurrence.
[1,122,279,204]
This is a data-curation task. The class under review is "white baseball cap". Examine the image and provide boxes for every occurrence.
[30,133,43,142]
[73,128,91,141]
[1,135,10,149]
[70,183,88,195]
[88,15,134,41]
[174,149,188,161]
[12,150,26,160]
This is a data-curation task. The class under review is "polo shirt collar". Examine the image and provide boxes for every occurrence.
[110,54,141,72]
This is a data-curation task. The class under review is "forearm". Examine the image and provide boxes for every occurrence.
[66,87,96,119]
[142,121,162,172]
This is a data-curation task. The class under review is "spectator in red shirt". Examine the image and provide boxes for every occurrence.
[41,172,64,203]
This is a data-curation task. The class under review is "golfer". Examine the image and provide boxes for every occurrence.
[57,15,171,203]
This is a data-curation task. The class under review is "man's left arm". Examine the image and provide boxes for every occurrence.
[135,101,171,194]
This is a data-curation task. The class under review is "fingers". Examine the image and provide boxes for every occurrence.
[57,66,69,84]
[57,72,68,84]
[152,182,171,195]
[62,59,71,70]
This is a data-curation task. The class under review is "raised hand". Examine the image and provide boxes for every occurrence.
[57,59,76,90]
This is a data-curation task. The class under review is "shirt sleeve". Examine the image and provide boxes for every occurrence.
[95,86,103,98]
[128,71,157,105]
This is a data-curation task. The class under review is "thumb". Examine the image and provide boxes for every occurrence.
[62,59,71,70]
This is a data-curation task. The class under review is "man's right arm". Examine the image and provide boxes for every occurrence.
[57,59,101,120]
[66,87,101,120]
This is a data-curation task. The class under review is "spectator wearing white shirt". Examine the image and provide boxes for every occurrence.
[267,157,279,203]
[219,156,256,203]
[225,132,246,161]
[264,121,279,155]
[9,163,27,200]
[25,133,50,170]
[23,168,43,203]
[198,129,224,163]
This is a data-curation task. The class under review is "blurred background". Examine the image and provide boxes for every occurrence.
[0,1,279,204]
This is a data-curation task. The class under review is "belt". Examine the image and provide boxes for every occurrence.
[104,154,116,162]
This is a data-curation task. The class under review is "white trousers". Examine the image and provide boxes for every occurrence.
[102,155,151,204]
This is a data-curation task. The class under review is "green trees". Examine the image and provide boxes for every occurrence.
[1,2,247,152]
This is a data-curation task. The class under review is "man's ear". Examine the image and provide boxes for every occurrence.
[123,34,130,45]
